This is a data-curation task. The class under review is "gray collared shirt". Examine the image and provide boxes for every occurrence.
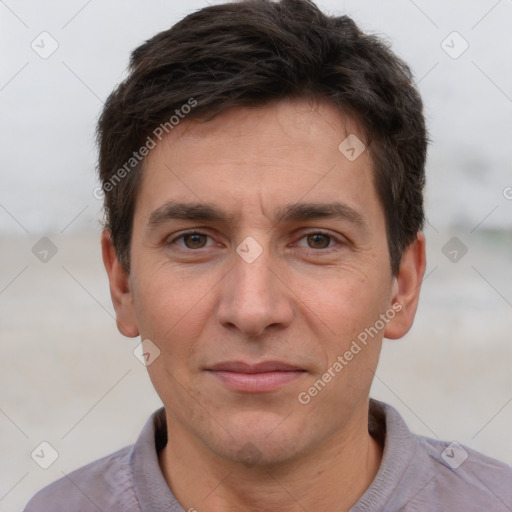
[24,399,512,511]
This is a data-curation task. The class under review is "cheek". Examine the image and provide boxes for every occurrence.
[296,267,387,343]
[296,274,386,409]
[132,268,216,411]
[131,264,215,356]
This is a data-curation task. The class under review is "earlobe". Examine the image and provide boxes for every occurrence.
[101,230,140,338]
[384,232,426,340]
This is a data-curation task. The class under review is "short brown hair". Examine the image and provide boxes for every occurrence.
[97,0,427,275]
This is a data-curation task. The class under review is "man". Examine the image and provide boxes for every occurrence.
[24,0,512,510]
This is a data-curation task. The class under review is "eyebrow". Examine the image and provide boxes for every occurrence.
[274,202,367,227]
[146,200,368,231]
[147,202,229,229]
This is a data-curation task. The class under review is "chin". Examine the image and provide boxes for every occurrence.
[207,412,312,467]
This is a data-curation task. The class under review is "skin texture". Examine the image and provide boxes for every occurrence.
[102,99,426,511]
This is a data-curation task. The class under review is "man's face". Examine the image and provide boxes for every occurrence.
[118,99,404,464]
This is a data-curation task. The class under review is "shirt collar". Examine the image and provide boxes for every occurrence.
[129,399,418,512]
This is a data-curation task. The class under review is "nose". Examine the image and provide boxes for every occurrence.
[216,246,294,338]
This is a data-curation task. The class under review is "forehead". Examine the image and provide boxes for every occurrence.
[134,98,382,228]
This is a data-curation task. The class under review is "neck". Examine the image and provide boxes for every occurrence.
[158,400,382,512]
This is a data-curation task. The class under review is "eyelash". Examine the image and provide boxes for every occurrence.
[294,230,343,253]
[167,230,345,253]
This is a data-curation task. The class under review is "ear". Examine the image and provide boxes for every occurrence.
[101,229,139,338]
[384,232,426,340]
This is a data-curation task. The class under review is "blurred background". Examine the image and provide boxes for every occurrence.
[1,0,511,510]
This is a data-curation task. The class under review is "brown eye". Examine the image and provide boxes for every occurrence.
[183,233,208,249]
[306,233,331,249]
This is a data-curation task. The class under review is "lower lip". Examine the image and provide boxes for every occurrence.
[207,370,305,392]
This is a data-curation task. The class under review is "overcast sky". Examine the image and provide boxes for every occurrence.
[1,0,511,235]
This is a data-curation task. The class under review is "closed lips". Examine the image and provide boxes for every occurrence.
[206,361,304,373]
[206,361,306,392]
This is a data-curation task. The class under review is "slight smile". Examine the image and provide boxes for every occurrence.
[206,361,307,393]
